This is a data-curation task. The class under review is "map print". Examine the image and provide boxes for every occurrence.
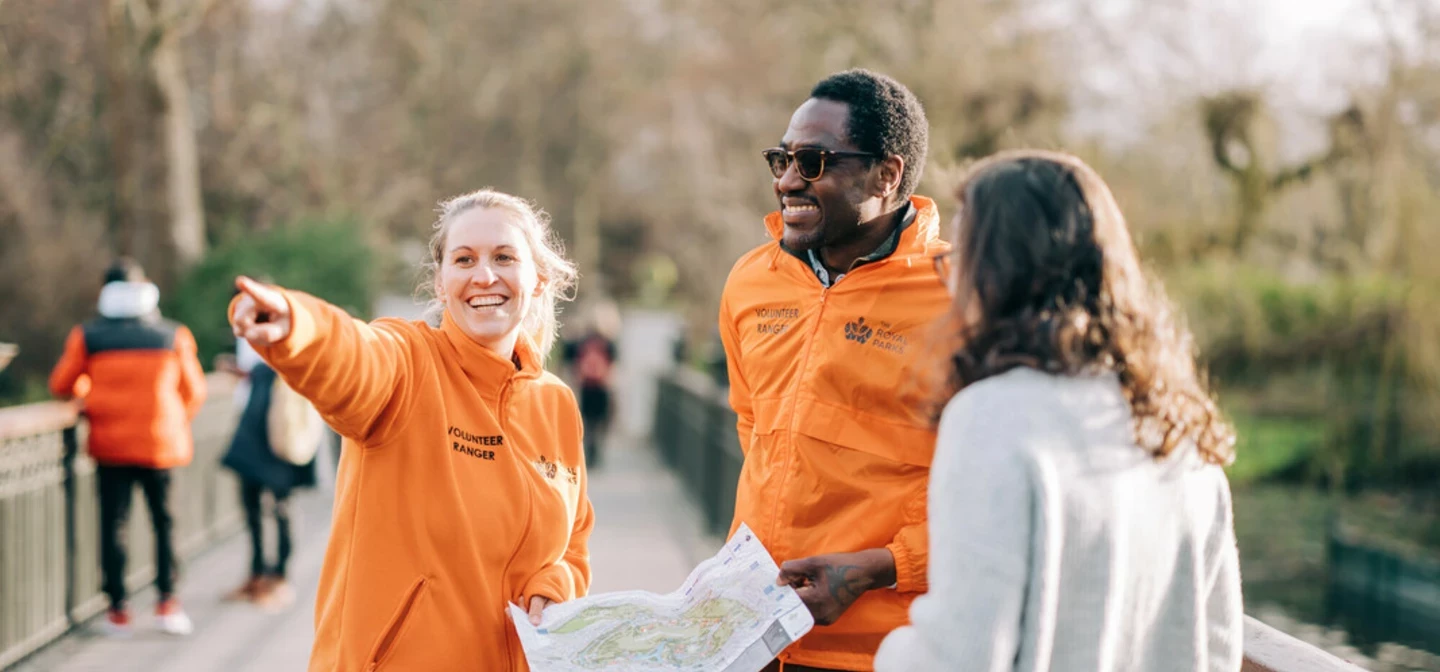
[510,523,815,671]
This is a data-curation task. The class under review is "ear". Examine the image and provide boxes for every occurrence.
[875,156,904,198]
[533,273,548,298]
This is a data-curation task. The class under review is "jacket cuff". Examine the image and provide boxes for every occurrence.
[886,539,925,594]
[523,562,577,605]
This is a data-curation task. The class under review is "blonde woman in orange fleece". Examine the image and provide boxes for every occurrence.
[229,189,592,671]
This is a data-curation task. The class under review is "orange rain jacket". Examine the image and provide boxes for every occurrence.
[719,196,952,670]
[49,282,206,469]
[235,290,593,672]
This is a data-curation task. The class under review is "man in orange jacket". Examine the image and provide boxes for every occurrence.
[49,258,207,637]
[719,69,950,671]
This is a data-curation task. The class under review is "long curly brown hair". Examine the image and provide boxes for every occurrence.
[939,150,1235,465]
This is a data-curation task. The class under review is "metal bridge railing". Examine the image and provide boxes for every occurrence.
[0,374,241,669]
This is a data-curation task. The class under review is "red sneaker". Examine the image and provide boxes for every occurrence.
[224,576,265,602]
[99,607,132,638]
[253,576,296,611]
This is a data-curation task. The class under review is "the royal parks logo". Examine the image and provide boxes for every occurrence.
[533,455,580,485]
[844,317,874,344]
[843,317,909,354]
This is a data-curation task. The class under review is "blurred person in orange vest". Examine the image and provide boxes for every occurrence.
[718,69,951,671]
[49,257,207,637]
[229,189,593,671]
[874,152,1242,670]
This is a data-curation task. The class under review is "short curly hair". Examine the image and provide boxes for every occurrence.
[810,69,929,200]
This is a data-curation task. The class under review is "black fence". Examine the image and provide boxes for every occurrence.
[0,375,242,668]
[651,369,743,537]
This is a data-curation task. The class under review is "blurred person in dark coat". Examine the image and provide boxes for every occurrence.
[219,322,319,608]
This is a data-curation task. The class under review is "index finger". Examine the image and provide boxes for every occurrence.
[235,276,287,313]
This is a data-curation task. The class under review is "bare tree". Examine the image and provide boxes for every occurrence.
[1200,92,1359,255]
[117,0,222,270]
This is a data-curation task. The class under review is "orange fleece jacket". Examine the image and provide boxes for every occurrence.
[719,195,951,670]
[235,290,593,671]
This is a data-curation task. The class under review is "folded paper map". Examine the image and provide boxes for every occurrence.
[510,523,815,671]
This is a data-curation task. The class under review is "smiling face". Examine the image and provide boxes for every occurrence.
[435,206,543,357]
[775,98,881,252]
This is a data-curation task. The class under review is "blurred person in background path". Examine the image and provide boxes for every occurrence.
[49,257,206,637]
[562,300,619,469]
[874,150,1242,671]
[719,69,952,671]
[229,189,593,671]
[217,318,320,610]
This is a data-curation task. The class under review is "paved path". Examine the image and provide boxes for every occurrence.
[12,436,719,671]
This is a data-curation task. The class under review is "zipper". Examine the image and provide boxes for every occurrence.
[367,577,428,671]
[771,286,829,546]
[766,252,900,544]
[498,377,513,433]
[495,374,525,664]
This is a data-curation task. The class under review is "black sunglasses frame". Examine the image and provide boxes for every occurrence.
[762,147,878,182]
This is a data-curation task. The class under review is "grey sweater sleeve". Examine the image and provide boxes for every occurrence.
[875,390,1036,672]
[1207,491,1245,671]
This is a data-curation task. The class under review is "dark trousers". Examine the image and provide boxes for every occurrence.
[97,465,178,610]
[241,478,293,579]
[579,384,611,468]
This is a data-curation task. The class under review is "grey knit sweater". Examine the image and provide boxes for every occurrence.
[874,368,1242,671]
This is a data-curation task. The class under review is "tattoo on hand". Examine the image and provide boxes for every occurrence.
[824,564,869,606]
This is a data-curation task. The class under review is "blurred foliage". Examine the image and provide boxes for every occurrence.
[1227,413,1327,486]
[1338,491,1440,557]
[163,219,376,367]
[0,0,1437,497]
[1171,263,1407,379]
[1169,263,1438,486]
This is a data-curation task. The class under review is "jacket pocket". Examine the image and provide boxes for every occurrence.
[366,576,428,671]
[750,397,935,467]
[750,400,787,438]
[794,399,936,467]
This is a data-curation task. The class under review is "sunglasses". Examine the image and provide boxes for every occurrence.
[762,147,877,181]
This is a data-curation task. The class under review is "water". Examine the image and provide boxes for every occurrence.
[1234,485,1440,671]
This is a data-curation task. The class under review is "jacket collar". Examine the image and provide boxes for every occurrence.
[762,195,946,270]
[439,309,544,390]
[760,194,950,257]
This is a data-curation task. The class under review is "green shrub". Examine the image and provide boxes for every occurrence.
[1167,263,1438,486]
[1226,412,1326,485]
[1166,262,1407,375]
[164,219,376,367]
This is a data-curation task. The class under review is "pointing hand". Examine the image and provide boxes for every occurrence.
[230,276,293,346]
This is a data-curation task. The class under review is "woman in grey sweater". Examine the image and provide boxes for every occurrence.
[875,150,1242,671]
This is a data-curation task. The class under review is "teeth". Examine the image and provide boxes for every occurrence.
[785,205,818,212]
[468,296,506,308]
